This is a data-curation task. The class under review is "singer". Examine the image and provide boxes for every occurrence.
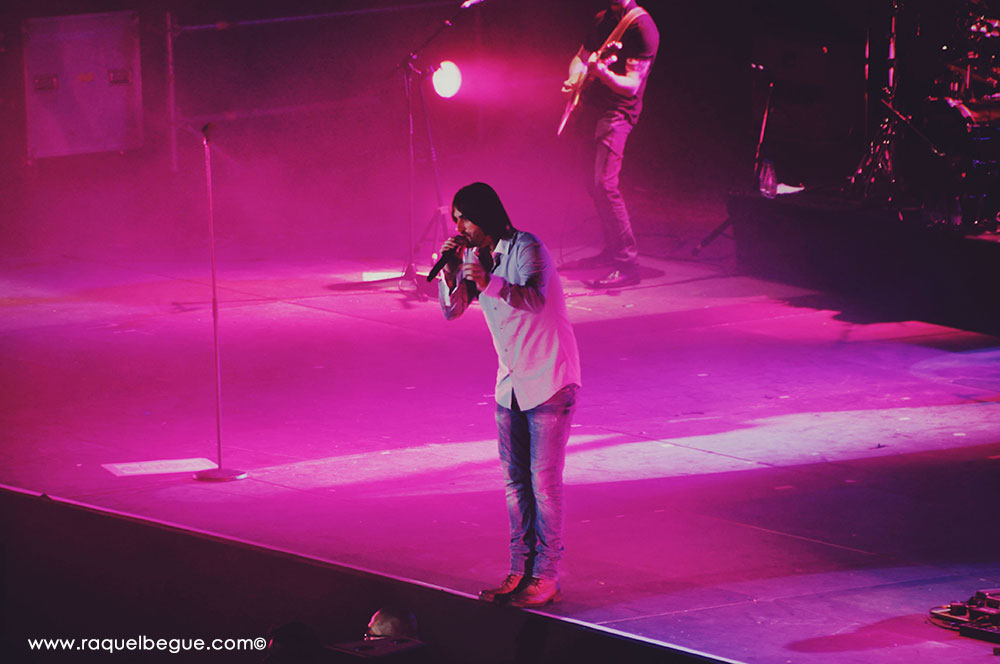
[561,0,659,288]
[437,182,581,608]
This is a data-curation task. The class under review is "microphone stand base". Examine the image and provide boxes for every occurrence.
[194,467,248,482]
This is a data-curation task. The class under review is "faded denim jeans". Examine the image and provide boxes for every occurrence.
[496,384,578,581]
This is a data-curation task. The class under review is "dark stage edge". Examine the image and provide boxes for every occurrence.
[728,190,1000,336]
[0,485,736,664]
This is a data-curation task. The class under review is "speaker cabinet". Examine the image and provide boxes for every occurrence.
[22,10,143,159]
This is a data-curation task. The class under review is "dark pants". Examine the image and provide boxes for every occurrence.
[583,113,638,266]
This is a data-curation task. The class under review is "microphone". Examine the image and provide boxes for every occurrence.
[461,0,487,8]
[426,236,468,282]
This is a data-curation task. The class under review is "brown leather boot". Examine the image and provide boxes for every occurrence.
[509,577,562,608]
[479,573,524,602]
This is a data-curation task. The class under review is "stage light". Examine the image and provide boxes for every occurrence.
[432,60,461,98]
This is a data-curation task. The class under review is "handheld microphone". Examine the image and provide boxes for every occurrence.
[461,0,487,8]
[426,236,468,282]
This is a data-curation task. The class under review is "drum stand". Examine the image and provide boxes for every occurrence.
[850,97,947,203]
[850,0,904,202]
[849,108,900,202]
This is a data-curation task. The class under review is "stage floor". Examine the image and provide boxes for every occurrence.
[2,235,999,663]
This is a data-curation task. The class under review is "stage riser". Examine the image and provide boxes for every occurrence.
[729,193,1000,335]
[0,488,722,663]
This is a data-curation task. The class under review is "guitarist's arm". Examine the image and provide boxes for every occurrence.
[562,46,591,92]
[590,56,651,97]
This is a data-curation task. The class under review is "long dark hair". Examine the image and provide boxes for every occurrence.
[452,182,514,240]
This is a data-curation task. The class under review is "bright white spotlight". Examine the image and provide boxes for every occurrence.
[432,60,461,98]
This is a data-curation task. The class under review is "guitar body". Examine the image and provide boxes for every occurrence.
[557,42,622,136]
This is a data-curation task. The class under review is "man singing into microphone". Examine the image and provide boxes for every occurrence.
[437,182,581,608]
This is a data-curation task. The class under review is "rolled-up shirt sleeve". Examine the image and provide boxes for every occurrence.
[438,273,470,320]
[480,237,547,314]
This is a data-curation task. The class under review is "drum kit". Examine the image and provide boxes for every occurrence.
[851,0,1000,233]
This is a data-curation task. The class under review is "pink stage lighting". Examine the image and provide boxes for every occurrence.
[432,60,461,98]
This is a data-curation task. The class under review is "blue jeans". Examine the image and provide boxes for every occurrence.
[495,384,578,581]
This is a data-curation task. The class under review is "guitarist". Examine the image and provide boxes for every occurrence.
[562,0,659,288]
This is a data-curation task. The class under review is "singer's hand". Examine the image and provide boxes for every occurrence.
[459,262,489,291]
[440,236,464,254]
[438,237,465,279]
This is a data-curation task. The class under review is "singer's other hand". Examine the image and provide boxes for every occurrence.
[459,262,489,291]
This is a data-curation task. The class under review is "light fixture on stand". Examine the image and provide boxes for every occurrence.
[432,60,462,98]
[391,3,477,297]
[323,1,479,298]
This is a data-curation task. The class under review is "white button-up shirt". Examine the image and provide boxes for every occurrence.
[439,230,581,410]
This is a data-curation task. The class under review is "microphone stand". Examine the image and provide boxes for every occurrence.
[693,64,773,256]
[194,123,247,482]
[396,59,452,296]
[393,2,472,296]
